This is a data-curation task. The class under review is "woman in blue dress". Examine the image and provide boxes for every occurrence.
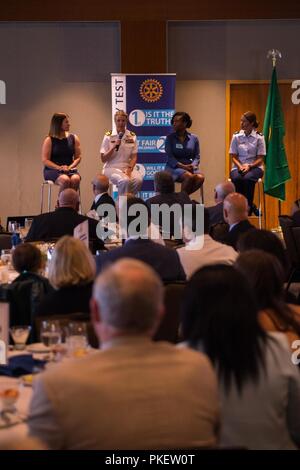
[165,112,204,195]
[42,113,82,193]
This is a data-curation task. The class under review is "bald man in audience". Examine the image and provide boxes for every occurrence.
[28,259,220,449]
[26,188,104,253]
[90,174,115,212]
[223,192,255,249]
[207,181,235,226]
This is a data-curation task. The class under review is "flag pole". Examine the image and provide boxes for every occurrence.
[266,49,283,230]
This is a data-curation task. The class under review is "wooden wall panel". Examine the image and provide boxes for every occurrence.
[228,82,300,229]
[0,0,299,21]
[121,21,166,73]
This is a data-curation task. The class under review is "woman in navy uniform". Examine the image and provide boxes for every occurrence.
[100,110,143,195]
[165,112,204,195]
[229,111,266,215]
[42,113,82,192]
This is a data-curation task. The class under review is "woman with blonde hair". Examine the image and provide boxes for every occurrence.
[42,113,82,192]
[36,236,96,317]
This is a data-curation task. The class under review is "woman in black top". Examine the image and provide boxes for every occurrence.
[42,113,82,192]
[36,235,96,318]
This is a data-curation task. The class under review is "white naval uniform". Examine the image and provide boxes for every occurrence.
[100,129,143,195]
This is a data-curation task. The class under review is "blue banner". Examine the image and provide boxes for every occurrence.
[111,74,176,199]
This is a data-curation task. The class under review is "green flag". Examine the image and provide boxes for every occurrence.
[263,67,290,200]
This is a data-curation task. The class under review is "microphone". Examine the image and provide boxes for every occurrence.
[115,132,124,151]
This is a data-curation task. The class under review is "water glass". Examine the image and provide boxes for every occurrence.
[1,249,11,266]
[10,326,31,350]
[40,320,62,350]
[0,379,20,413]
[66,322,88,357]
[10,222,20,234]
[24,218,33,231]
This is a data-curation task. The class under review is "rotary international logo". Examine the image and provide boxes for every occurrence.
[139,79,163,103]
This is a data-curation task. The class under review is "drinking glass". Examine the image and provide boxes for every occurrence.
[66,322,88,357]
[10,326,31,350]
[0,379,20,413]
[40,320,62,350]
[7,221,15,233]
[24,218,33,231]
[11,222,20,234]
[1,249,11,266]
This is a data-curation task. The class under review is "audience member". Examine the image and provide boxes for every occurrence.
[36,236,95,318]
[26,189,104,253]
[146,171,193,241]
[237,228,289,276]
[90,174,115,213]
[235,250,300,351]
[177,208,237,278]
[223,192,255,249]
[291,198,300,217]
[8,243,51,339]
[29,259,220,449]
[181,264,300,449]
[96,197,186,282]
[207,181,235,226]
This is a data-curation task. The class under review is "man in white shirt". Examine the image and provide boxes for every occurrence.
[177,209,237,278]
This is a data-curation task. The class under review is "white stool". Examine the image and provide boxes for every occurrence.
[40,180,54,213]
[256,178,266,230]
[40,181,82,214]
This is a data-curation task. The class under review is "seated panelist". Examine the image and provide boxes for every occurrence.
[42,112,81,192]
[100,110,143,196]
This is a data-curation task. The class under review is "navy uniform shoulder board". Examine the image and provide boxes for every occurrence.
[105,130,112,136]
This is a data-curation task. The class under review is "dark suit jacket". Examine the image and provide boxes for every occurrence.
[146,192,194,239]
[96,238,186,282]
[26,207,104,253]
[90,193,116,212]
[223,219,255,250]
[292,210,300,226]
[207,202,224,226]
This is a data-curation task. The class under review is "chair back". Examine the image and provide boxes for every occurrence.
[290,227,300,264]
[153,281,186,343]
[0,234,12,250]
[7,273,51,342]
[279,215,300,267]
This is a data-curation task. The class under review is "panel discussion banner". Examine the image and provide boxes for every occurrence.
[111,73,176,198]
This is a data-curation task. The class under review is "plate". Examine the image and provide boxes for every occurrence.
[26,343,50,354]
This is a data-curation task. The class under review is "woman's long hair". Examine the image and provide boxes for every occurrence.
[181,264,266,394]
[236,250,300,337]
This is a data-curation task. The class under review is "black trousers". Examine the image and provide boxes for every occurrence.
[230,167,264,211]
